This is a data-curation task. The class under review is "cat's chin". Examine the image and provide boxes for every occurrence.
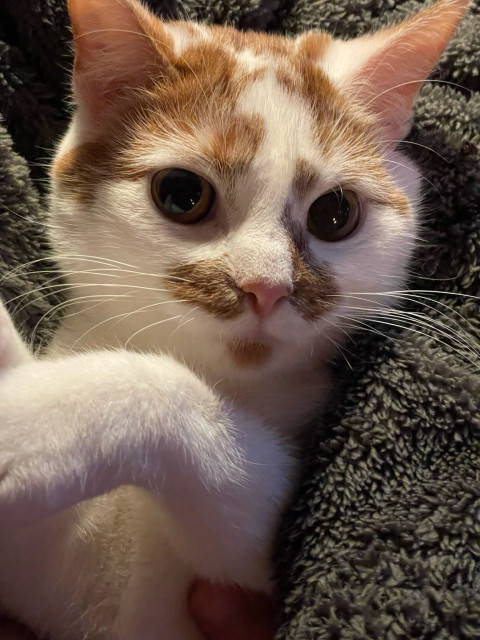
[222,324,280,368]
[225,338,274,368]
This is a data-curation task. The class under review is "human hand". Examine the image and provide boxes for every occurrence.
[0,617,35,640]
[189,580,275,640]
[0,582,276,640]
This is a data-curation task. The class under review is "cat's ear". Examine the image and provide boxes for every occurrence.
[323,0,469,143]
[68,0,173,122]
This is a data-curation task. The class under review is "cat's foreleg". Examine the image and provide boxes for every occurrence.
[0,302,294,586]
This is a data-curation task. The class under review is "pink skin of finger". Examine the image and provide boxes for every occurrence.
[189,581,275,640]
[0,584,275,640]
[0,618,36,640]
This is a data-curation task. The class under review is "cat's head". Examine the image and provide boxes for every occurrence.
[49,0,468,378]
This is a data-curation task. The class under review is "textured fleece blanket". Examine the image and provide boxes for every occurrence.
[0,0,479,638]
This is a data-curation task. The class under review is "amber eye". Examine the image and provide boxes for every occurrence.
[307,189,361,242]
[151,168,215,224]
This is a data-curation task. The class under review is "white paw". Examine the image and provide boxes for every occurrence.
[0,446,67,527]
[0,459,35,526]
[0,450,42,526]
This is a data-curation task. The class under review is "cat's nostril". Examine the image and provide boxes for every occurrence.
[241,281,293,317]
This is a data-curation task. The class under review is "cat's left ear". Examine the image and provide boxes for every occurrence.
[322,0,469,144]
[68,0,175,123]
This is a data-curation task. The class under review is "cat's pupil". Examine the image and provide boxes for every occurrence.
[159,169,202,214]
[151,168,215,224]
[307,190,360,242]
[325,193,349,231]
[327,193,350,232]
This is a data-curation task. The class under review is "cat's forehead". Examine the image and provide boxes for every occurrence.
[162,21,330,63]
[54,21,401,212]
[128,25,385,189]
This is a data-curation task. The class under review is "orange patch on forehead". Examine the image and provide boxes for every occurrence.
[273,42,383,174]
[295,32,331,60]
[275,56,336,109]
[204,113,265,183]
[293,159,319,200]
[176,41,236,89]
[210,25,292,57]
[54,33,248,201]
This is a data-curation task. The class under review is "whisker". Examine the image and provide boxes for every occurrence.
[10,281,174,322]
[386,139,452,164]
[339,312,479,370]
[378,309,478,356]
[168,305,200,339]
[28,293,132,336]
[336,315,399,348]
[383,157,444,199]
[334,290,478,336]
[1,252,191,285]
[26,293,134,352]
[337,298,479,356]
[327,289,480,303]
[364,78,472,110]
[124,315,184,350]
[70,299,187,349]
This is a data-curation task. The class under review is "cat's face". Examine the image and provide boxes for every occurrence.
[49,0,466,378]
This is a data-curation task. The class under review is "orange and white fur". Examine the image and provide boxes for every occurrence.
[0,0,468,638]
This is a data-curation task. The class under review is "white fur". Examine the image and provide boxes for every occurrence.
[0,99,416,640]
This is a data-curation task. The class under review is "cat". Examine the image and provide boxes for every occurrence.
[0,0,469,638]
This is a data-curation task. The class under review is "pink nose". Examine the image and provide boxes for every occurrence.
[241,281,292,317]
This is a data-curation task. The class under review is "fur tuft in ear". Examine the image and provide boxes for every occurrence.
[68,0,173,122]
[323,0,470,143]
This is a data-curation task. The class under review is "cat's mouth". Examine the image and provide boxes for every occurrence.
[226,338,273,367]
[224,323,281,367]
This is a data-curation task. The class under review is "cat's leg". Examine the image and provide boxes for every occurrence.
[0,299,291,638]
[0,301,294,588]
[0,491,205,640]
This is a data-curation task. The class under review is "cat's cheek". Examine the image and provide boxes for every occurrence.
[386,150,422,209]
[328,204,415,300]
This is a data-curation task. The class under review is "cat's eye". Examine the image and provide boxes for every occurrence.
[151,168,215,224]
[307,189,361,242]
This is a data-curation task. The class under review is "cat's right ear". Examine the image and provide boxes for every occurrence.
[68,0,173,123]
[321,0,469,144]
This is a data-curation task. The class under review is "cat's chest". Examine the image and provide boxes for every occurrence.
[215,369,331,434]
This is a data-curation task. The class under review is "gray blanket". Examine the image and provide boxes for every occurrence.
[0,0,479,638]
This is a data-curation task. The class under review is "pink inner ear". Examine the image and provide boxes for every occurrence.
[68,0,167,122]
[333,0,470,142]
[70,0,148,64]
[353,42,431,141]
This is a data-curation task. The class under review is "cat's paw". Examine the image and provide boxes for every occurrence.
[0,300,32,369]
[0,446,65,527]
[0,455,34,526]
[0,381,69,526]
[0,451,36,526]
